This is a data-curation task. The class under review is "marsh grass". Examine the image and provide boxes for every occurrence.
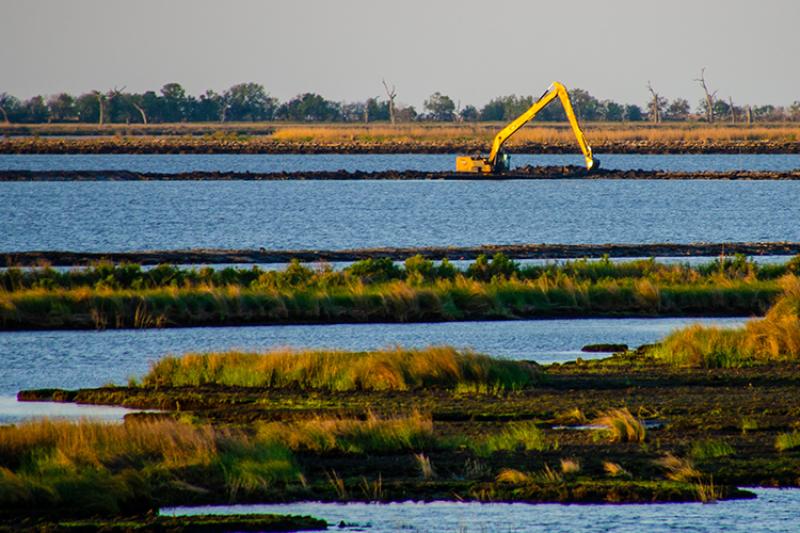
[1,257,787,330]
[649,275,800,368]
[592,408,646,443]
[495,468,532,484]
[602,461,630,478]
[690,439,735,460]
[359,474,383,500]
[414,453,436,480]
[142,346,540,392]
[775,431,800,452]
[654,453,702,482]
[471,422,549,457]
[0,413,453,513]
[256,412,438,453]
[267,124,800,145]
[560,458,581,475]
[695,477,722,503]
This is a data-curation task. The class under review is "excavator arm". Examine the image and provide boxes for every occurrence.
[456,82,596,173]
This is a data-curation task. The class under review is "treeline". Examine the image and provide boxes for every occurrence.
[1,82,799,124]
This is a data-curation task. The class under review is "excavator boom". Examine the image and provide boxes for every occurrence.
[456,82,596,173]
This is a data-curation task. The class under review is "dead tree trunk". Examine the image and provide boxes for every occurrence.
[695,68,717,124]
[746,105,753,125]
[729,96,736,124]
[0,106,8,124]
[132,103,148,124]
[382,79,397,125]
[646,82,661,124]
[94,92,105,126]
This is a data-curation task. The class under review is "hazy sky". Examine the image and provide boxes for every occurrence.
[2,0,799,109]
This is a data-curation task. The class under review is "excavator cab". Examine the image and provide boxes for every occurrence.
[456,82,597,174]
[456,152,510,173]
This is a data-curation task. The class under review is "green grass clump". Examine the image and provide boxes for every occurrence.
[649,275,800,368]
[690,439,735,460]
[775,431,800,452]
[141,346,540,392]
[470,422,549,457]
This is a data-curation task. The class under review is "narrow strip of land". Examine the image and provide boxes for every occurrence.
[4,241,799,267]
[2,136,800,154]
[2,167,800,181]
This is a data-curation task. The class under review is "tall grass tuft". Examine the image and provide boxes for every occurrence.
[495,468,532,484]
[654,453,701,482]
[142,346,540,392]
[592,408,646,443]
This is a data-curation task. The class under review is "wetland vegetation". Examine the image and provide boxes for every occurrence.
[1,254,796,330]
[4,275,799,522]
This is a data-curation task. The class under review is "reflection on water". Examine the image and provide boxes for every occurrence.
[163,488,800,533]
[0,396,151,425]
[0,317,747,395]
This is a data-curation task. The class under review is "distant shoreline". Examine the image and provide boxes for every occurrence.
[2,167,800,181]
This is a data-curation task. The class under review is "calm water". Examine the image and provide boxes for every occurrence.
[0,396,153,425]
[0,317,746,395]
[2,179,799,251]
[2,153,800,173]
[163,488,799,533]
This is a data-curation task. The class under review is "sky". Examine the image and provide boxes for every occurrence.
[2,0,799,110]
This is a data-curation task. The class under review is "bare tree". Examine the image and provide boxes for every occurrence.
[728,96,736,124]
[382,79,397,124]
[695,68,718,123]
[92,90,106,125]
[0,99,9,124]
[746,105,753,125]
[646,81,661,124]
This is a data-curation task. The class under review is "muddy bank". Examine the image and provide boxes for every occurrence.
[2,137,800,154]
[5,241,799,267]
[3,166,800,182]
[2,514,326,532]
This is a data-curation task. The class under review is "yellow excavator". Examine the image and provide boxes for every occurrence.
[456,82,597,174]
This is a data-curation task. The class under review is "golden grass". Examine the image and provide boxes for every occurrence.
[267,123,800,145]
[495,468,533,484]
[256,411,437,453]
[654,453,702,482]
[602,461,630,478]
[414,453,436,480]
[592,408,647,443]
[560,458,581,475]
[0,418,218,470]
[142,346,540,391]
[651,274,800,367]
